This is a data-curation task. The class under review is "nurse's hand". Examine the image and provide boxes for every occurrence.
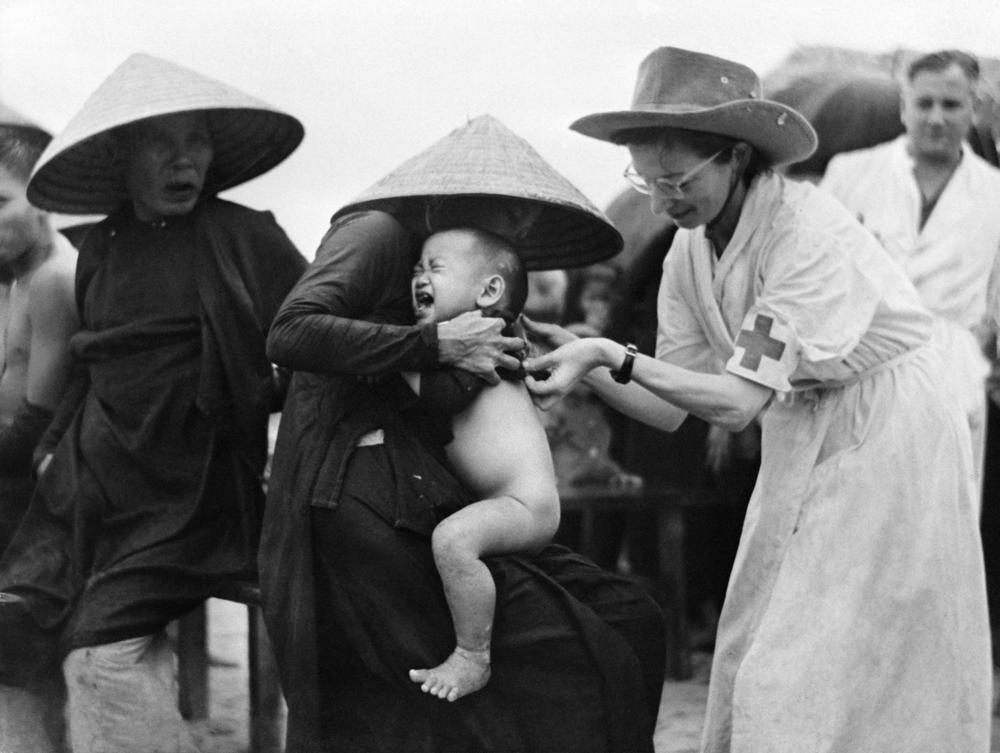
[524,338,605,410]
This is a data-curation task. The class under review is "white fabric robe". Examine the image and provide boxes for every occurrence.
[656,173,990,753]
[821,136,1000,482]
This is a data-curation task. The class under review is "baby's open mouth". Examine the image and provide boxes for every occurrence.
[414,291,434,307]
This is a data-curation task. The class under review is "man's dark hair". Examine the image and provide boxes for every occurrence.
[0,125,52,182]
[907,49,980,83]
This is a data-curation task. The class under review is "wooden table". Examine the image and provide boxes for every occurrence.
[561,483,708,680]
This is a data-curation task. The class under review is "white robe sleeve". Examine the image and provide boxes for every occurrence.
[655,237,719,374]
[726,216,884,391]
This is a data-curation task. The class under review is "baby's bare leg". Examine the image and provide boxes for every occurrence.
[409,495,554,702]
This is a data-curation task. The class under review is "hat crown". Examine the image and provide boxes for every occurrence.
[62,52,279,139]
[569,45,817,166]
[632,47,762,112]
[353,114,592,202]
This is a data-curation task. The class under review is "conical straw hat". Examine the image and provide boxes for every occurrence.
[27,53,304,215]
[333,115,622,270]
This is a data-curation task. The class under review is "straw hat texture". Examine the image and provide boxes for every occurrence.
[571,47,817,165]
[27,52,304,214]
[334,114,623,270]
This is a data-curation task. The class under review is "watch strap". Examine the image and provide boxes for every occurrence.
[610,343,638,384]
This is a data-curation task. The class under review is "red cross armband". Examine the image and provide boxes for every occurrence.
[727,312,795,392]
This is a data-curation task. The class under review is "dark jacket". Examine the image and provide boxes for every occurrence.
[262,210,664,753]
[1,198,306,648]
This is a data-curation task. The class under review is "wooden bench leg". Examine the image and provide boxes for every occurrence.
[248,604,284,753]
[176,603,209,720]
[656,507,692,680]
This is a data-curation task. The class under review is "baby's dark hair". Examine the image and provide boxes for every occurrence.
[462,228,528,317]
[0,125,52,182]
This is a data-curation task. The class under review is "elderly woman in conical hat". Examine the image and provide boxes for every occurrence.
[261,114,667,753]
[524,47,991,752]
[0,53,307,753]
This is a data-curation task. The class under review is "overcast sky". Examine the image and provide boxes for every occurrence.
[2,0,998,257]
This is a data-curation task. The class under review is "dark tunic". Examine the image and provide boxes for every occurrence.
[0,198,306,650]
[262,210,665,753]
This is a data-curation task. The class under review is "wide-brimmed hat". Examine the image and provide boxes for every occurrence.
[570,47,817,165]
[27,52,304,215]
[333,114,622,270]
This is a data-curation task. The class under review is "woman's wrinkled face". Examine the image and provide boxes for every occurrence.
[121,112,213,223]
[626,141,734,229]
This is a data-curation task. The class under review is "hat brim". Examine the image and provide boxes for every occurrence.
[28,106,303,215]
[570,100,817,165]
[338,194,623,272]
[26,53,304,215]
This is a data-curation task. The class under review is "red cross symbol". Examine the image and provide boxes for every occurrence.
[736,314,785,370]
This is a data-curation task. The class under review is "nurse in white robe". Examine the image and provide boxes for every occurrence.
[525,46,991,753]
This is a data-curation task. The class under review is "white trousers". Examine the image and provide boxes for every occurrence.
[63,632,200,753]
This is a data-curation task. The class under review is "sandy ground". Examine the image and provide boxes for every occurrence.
[188,599,1000,753]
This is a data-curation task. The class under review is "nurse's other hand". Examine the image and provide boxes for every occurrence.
[523,339,603,410]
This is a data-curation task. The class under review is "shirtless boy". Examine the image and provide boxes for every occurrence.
[0,125,79,551]
[405,227,560,702]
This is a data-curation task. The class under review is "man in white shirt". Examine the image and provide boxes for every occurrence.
[822,49,1000,495]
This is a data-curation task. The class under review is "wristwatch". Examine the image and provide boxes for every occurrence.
[610,343,638,384]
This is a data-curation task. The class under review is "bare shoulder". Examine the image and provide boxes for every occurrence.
[468,378,539,422]
[27,236,78,325]
[30,236,77,296]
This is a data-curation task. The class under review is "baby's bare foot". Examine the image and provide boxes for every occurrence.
[408,646,491,702]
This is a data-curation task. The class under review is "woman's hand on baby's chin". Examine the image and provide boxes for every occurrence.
[438,311,524,383]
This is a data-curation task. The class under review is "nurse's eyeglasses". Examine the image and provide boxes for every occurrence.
[623,149,726,197]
